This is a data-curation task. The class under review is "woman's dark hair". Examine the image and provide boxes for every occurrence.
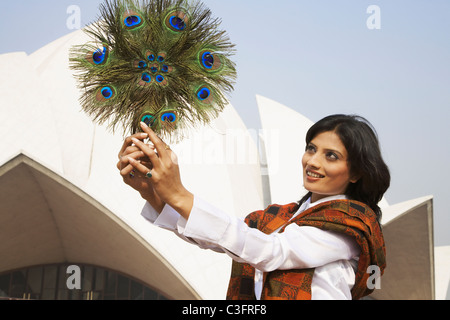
[299,114,390,222]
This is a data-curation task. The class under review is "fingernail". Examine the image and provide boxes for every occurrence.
[131,137,139,144]
[140,121,148,128]
[139,133,148,138]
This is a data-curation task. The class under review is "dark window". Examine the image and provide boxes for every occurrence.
[0,264,168,300]
[0,273,11,298]
[117,274,130,299]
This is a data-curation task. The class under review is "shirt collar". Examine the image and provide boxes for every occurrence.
[299,194,348,213]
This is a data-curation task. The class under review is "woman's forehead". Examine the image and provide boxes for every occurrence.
[310,131,348,156]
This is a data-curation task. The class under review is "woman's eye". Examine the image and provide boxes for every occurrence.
[326,152,339,161]
[306,144,316,152]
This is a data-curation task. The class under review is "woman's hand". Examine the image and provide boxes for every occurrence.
[126,122,194,219]
[117,132,165,213]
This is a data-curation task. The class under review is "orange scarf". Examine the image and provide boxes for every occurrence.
[226,200,386,300]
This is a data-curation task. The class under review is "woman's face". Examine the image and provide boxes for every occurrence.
[302,130,358,203]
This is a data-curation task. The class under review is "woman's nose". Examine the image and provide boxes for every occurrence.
[306,153,321,169]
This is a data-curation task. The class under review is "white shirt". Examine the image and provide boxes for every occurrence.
[141,195,361,300]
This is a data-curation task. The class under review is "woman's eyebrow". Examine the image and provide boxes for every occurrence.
[324,148,345,158]
[308,141,346,158]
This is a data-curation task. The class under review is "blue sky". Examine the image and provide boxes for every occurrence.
[1,0,449,245]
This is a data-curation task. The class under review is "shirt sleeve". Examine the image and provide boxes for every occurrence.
[140,198,230,253]
[141,201,178,228]
[141,196,361,272]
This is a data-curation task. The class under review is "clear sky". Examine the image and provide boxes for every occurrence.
[1,0,449,246]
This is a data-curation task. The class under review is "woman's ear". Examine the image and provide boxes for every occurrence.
[350,178,359,184]
[350,172,361,184]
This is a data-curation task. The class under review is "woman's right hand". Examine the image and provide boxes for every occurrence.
[117,132,165,213]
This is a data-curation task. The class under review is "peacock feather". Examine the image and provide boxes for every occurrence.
[70,0,236,142]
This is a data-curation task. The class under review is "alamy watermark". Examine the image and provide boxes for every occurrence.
[66,265,81,290]
[367,5,381,30]
[172,128,281,175]
[366,265,382,290]
[66,5,81,30]
[67,4,382,31]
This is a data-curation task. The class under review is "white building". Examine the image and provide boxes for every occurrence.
[0,29,448,300]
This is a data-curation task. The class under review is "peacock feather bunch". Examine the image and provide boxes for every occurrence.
[70,0,236,142]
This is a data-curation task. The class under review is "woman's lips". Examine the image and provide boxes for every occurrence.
[306,170,325,180]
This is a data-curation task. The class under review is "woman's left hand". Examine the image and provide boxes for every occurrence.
[127,122,194,219]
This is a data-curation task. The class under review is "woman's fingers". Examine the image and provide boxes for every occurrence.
[128,157,154,178]
[117,150,147,170]
[131,137,161,170]
[120,163,136,177]
[120,156,153,178]
[139,122,171,162]
[117,132,156,171]
[118,132,148,160]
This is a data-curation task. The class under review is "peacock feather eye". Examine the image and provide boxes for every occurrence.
[134,60,148,69]
[196,86,213,104]
[140,113,156,127]
[142,73,151,83]
[123,10,144,30]
[199,50,223,72]
[160,112,177,123]
[101,87,113,99]
[201,51,213,68]
[155,74,168,87]
[170,16,186,30]
[96,86,115,102]
[93,48,106,64]
[150,64,158,73]
[138,72,152,87]
[157,52,166,63]
[146,51,156,62]
[165,10,189,32]
[86,45,109,65]
[161,64,174,73]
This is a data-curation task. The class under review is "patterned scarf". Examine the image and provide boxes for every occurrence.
[226,200,386,300]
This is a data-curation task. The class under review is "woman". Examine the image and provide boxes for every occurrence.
[117,114,390,300]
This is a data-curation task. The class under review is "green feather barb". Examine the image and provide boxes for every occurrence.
[70,0,236,142]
